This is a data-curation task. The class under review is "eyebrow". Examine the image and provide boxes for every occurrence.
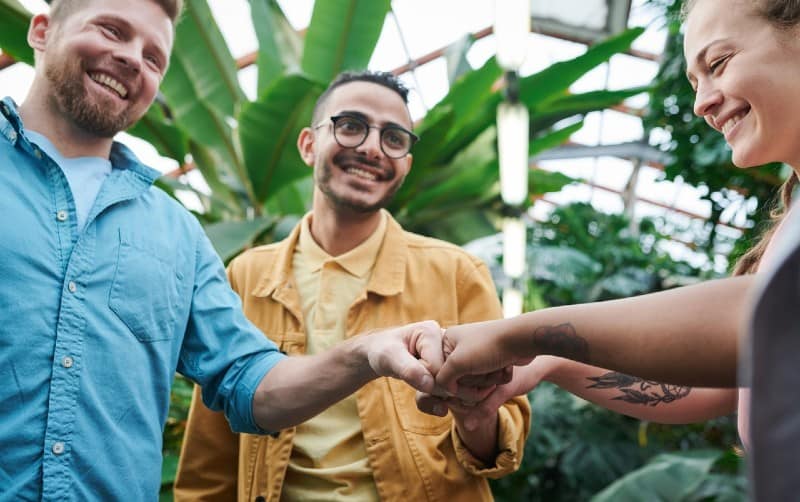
[337,110,409,131]
[95,14,169,67]
[685,38,732,82]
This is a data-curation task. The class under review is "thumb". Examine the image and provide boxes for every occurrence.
[390,350,436,394]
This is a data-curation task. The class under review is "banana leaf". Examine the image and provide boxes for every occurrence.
[238,73,322,206]
[249,0,302,95]
[301,0,391,84]
[160,0,247,197]
[0,0,33,65]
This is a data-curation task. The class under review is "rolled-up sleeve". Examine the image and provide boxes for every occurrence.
[177,230,285,434]
[450,256,532,477]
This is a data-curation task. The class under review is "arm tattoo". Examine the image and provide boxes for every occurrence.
[587,372,692,406]
[532,323,589,363]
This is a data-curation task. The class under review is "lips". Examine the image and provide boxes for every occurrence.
[88,71,129,99]
[345,166,378,181]
[718,107,750,139]
[335,153,390,182]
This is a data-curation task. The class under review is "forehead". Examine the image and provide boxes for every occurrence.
[323,81,412,127]
[62,0,174,53]
[683,0,756,62]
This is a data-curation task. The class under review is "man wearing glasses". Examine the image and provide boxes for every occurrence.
[174,71,530,502]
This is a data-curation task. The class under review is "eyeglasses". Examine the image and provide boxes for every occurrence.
[315,114,418,159]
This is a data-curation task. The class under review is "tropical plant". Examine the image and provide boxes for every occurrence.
[0,0,649,254]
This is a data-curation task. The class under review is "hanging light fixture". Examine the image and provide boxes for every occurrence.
[497,101,529,206]
[495,0,531,317]
[502,217,527,279]
[494,0,531,71]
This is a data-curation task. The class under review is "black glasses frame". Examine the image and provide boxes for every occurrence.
[315,114,418,159]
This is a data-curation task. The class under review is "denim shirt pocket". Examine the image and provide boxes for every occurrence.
[109,230,182,342]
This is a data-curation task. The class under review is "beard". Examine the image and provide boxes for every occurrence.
[45,56,134,138]
[316,152,406,214]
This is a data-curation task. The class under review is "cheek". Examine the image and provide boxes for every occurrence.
[138,75,162,104]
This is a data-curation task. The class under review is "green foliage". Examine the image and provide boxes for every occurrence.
[529,202,708,306]
[491,383,744,501]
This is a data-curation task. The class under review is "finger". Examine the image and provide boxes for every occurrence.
[387,348,436,394]
[415,392,449,417]
[412,321,445,377]
[458,366,513,387]
[449,383,497,403]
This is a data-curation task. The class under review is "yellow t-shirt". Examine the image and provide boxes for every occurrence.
[281,212,387,502]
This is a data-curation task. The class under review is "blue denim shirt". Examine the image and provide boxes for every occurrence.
[0,98,285,501]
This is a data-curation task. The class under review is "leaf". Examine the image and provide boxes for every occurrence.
[532,86,650,131]
[529,169,576,196]
[186,140,241,215]
[529,120,584,158]
[249,0,303,95]
[301,0,391,83]
[204,216,276,262]
[160,0,247,197]
[520,27,645,109]
[591,451,722,502]
[0,0,33,65]
[264,176,314,216]
[161,453,180,486]
[127,102,189,163]
[238,73,322,205]
[444,34,475,85]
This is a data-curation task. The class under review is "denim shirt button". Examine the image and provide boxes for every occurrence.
[52,442,65,455]
[57,210,68,222]
[62,356,74,368]
[67,281,77,293]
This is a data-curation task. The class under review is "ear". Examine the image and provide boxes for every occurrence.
[28,14,52,52]
[297,127,315,168]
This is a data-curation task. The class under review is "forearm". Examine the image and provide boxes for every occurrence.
[453,412,498,464]
[504,275,754,387]
[252,336,374,431]
[541,356,738,423]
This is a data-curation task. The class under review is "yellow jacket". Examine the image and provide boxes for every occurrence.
[174,213,531,502]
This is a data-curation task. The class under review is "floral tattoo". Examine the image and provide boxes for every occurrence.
[587,372,691,406]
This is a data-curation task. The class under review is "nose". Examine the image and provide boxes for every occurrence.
[355,127,383,159]
[113,42,142,74]
[693,83,722,120]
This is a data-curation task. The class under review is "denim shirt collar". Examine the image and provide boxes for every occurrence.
[0,96,161,186]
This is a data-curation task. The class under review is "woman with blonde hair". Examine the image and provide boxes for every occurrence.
[431,0,800,498]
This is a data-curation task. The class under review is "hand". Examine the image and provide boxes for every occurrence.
[419,361,548,431]
[437,319,534,396]
[364,320,444,394]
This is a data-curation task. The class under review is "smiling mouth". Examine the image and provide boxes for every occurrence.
[345,166,379,181]
[88,72,129,99]
[721,109,749,137]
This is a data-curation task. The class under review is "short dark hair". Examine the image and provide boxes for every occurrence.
[50,0,184,25]
[312,70,410,125]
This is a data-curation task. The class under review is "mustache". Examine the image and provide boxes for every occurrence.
[332,152,396,181]
[333,152,382,169]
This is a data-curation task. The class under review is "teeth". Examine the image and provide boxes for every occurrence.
[89,73,128,99]
[721,112,746,136]
[346,167,377,180]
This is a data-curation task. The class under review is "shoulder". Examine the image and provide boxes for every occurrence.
[401,230,489,271]
[227,237,291,276]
